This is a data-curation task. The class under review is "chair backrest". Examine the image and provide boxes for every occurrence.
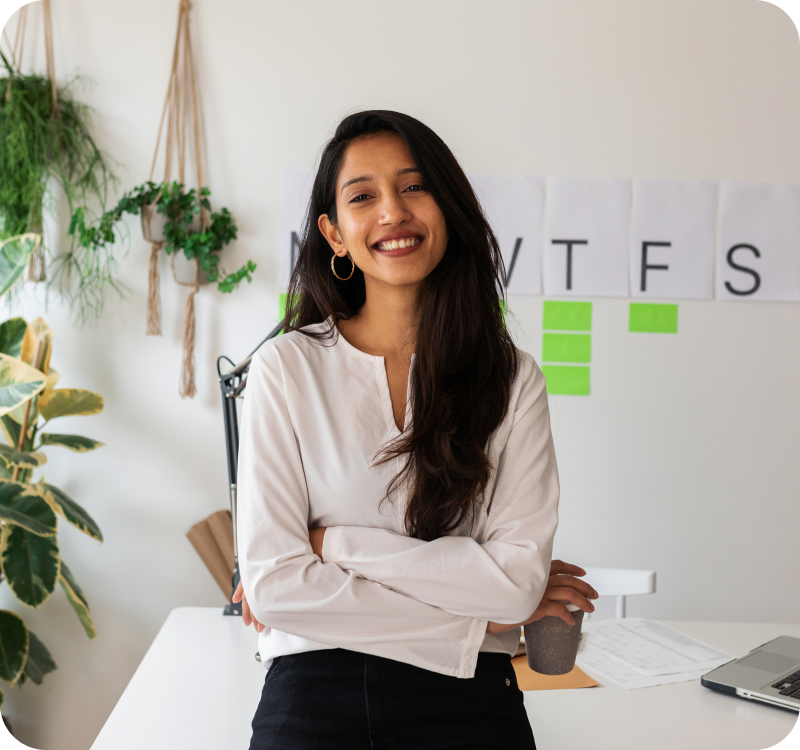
[583,567,656,598]
[582,567,656,618]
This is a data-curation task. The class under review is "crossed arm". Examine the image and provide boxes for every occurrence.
[235,349,597,650]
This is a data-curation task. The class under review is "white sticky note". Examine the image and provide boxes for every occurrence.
[544,177,631,297]
[717,182,800,301]
[469,174,543,295]
[630,180,717,300]
[279,168,314,289]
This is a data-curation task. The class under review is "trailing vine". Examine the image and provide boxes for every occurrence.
[68,181,256,297]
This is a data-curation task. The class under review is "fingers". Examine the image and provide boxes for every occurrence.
[241,593,252,627]
[547,585,595,614]
[550,559,587,578]
[545,602,577,626]
[232,581,243,604]
[548,574,598,600]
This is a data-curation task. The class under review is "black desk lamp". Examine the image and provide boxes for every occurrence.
[217,321,284,616]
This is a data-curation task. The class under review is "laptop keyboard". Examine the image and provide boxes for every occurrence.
[772,671,800,697]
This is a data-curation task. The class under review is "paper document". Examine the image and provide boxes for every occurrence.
[576,619,733,690]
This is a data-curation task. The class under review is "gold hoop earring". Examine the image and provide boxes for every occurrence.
[331,251,355,281]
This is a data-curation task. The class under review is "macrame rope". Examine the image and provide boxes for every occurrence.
[42,0,59,120]
[145,0,206,395]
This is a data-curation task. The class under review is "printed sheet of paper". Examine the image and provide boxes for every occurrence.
[576,619,732,689]
[279,168,314,288]
[630,179,716,299]
[717,181,800,301]
[577,647,711,690]
[470,174,543,295]
[544,177,631,298]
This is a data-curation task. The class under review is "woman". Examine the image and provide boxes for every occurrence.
[233,110,597,749]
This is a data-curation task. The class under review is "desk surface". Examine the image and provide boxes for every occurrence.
[90,608,799,750]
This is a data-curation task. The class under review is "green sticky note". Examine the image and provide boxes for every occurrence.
[629,303,678,334]
[500,298,507,322]
[542,333,591,363]
[541,365,591,396]
[543,301,592,331]
[279,293,288,322]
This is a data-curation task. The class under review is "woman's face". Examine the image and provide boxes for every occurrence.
[318,132,449,293]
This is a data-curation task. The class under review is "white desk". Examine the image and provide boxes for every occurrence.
[91,608,799,750]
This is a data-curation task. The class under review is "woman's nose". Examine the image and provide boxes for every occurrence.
[377,193,411,225]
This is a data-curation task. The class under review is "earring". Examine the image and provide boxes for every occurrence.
[331,251,355,281]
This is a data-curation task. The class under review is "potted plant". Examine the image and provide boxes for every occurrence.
[0,235,103,709]
[0,52,117,317]
[69,180,255,295]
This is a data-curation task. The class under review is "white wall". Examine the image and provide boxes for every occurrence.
[1,0,799,748]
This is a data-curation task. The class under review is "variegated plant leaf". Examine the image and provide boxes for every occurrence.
[0,611,28,685]
[2,525,60,608]
[41,484,101,542]
[38,434,104,453]
[0,353,46,418]
[0,319,27,359]
[0,484,57,536]
[22,630,56,685]
[0,443,46,469]
[0,415,20,449]
[43,368,60,393]
[0,234,39,298]
[59,561,96,639]
[38,389,104,421]
[20,318,53,375]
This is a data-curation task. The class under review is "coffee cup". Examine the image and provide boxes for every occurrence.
[523,603,584,675]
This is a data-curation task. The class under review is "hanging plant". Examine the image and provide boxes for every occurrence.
[0,2,117,318]
[69,180,255,298]
[0,236,103,709]
[67,0,256,398]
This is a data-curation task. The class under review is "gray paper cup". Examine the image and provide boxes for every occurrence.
[524,603,584,675]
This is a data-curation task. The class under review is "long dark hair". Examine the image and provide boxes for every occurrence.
[284,110,518,541]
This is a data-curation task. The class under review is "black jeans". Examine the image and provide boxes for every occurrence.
[249,648,536,750]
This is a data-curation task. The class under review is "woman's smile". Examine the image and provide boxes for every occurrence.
[373,230,424,256]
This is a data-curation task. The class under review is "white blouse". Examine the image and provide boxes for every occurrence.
[237,320,560,679]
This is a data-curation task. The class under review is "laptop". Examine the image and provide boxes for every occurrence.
[701,636,800,712]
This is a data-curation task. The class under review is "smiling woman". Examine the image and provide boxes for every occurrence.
[235,111,597,750]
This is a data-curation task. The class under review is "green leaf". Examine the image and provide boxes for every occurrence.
[0,415,20,449]
[42,483,102,542]
[0,235,39,298]
[0,319,27,358]
[0,484,56,536]
[39,433,104,452]
[0,444,47,469]
[21,629,56,685]
[59,561,96,639]
[0,610,28,684]
[2,525,60,607]
[0,353,47,418]
[38,389,104,421]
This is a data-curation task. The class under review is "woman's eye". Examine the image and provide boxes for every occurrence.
[405,184,426,192]
[350,193,372,203]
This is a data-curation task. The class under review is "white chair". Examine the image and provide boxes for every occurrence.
[582,567,656,618]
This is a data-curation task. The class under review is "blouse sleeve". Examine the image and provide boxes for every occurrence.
[320,356,559,625]
[236,345,488,679]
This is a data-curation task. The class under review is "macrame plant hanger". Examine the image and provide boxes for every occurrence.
[145,0,207,398]
[6,0,60,282]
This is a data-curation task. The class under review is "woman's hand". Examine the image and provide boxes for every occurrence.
[233,527,327,632]
[309,527,326,558]
[486,560,598,634]
[232,581,265,633]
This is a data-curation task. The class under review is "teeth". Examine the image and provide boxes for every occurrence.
[377,237,420,251]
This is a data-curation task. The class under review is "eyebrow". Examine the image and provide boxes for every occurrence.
[340,167,422,193]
